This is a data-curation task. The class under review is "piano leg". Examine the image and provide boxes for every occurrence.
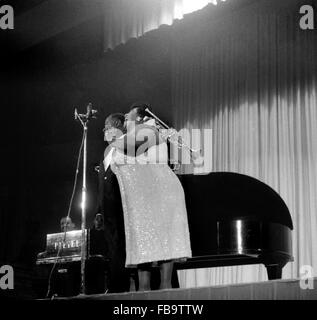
[265,264,283,280]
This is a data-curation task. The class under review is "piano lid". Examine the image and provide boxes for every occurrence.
[179,172,293,230]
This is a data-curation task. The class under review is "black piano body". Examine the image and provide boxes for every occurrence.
[176,172,293,280]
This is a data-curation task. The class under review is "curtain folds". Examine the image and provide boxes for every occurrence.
[171,1,317,287]
[104,0,225,51]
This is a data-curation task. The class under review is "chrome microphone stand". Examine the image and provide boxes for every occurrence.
[74,103,97,295]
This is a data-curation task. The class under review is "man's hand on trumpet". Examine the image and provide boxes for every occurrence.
[159,127,179,142]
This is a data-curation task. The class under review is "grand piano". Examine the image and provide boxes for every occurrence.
[176,172,293,279]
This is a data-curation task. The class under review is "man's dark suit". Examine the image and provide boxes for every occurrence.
[96,148,130,293]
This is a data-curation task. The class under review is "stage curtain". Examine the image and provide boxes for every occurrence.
[171,0,317,287]
[103,0,225,51]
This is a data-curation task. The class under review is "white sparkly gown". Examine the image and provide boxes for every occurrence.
[111,138,192,267]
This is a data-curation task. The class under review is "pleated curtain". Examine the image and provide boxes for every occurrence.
[171,1,317,287]
[104,0,224,51]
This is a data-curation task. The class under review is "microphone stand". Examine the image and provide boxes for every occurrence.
[74,104,96,295]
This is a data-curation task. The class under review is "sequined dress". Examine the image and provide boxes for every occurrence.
[111,141,192,267]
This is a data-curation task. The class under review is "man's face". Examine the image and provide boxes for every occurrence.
[60,218,73,232]
[103,122,124,142]
[124,109,138,131]
[94,215,103,230]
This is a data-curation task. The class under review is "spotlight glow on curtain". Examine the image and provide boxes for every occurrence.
[171,1,317,287]
[104,0,226,51]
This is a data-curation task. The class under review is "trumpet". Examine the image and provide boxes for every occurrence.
[145,108,201,157]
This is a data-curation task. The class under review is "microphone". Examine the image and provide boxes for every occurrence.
[86,103,98,120]
[74,103,98,122]
[74,108,79,120]
[87,103,92,118]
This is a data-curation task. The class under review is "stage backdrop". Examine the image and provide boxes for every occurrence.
[170,0,317,287]
[103,0,226,51]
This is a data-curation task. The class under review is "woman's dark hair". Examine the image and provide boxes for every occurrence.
[105,113,125,129]
[129,102,152,120]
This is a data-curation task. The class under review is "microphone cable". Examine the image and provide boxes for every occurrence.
[45,129,85,298]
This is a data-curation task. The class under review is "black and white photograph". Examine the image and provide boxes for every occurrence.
[0,0,316,306]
